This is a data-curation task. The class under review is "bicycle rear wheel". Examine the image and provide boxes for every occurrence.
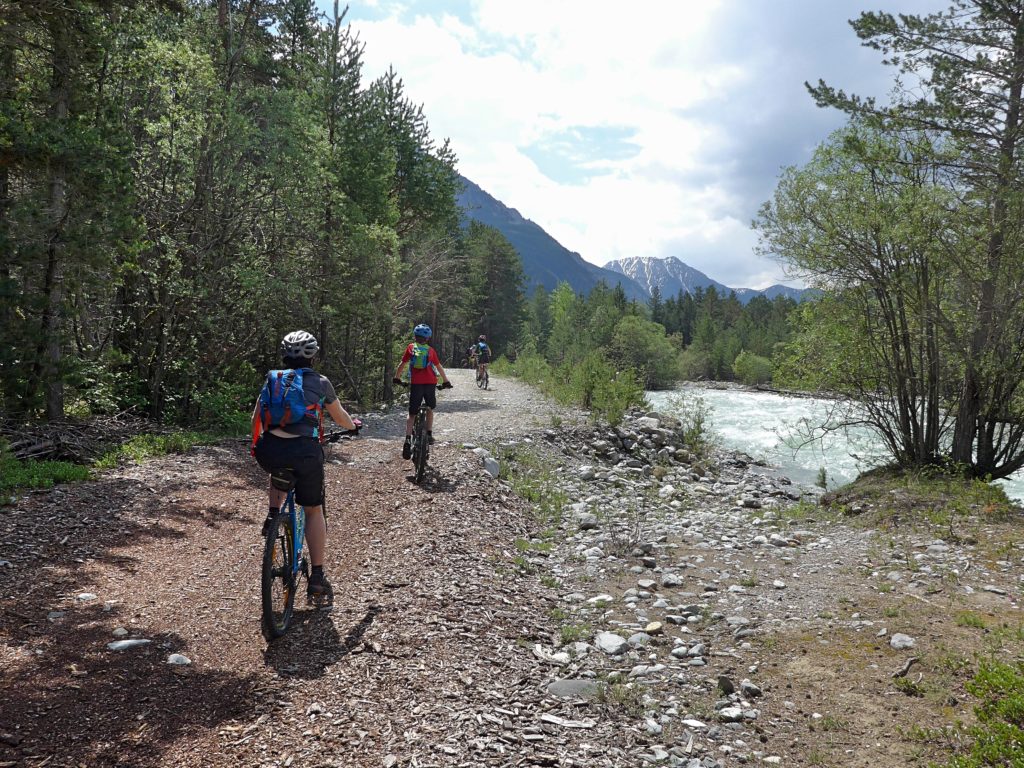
[482,369,489,390]
[261,514,296,640]
[413,418,429,484]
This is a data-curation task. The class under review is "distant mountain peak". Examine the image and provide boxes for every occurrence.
[605,255,811,305]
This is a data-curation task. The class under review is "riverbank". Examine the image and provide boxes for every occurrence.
[491,403,1024,766]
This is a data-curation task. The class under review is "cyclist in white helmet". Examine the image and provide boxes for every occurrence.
[251,330,357,604]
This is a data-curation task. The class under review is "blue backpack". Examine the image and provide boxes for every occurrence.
[251,369,320,453]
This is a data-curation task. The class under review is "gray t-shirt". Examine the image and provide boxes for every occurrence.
[278,369,338,438]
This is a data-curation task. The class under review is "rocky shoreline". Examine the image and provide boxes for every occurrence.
[473,408,828,767]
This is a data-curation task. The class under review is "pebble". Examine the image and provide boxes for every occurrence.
[890,633,916,650]
[107,639,151,651]
[167,653,192,666]
[547,679,603,699]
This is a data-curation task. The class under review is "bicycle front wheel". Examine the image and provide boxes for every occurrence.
[261,514,296,640]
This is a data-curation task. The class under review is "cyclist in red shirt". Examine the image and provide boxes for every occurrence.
[392,324,452,459]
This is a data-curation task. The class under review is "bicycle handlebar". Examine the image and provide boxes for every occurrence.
[324,421,361,442]
[393,379,452,390]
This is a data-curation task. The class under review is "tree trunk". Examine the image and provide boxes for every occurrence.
[0,36,13,335]
[42,10,71,421]
[951,8,1024,474]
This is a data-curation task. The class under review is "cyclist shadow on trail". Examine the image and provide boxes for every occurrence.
[440,398,500,414]
[262,603,382,680]
[403,465,459,493]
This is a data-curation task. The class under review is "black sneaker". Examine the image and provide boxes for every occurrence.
[402,438,412,460]
[307,572,334,605]
[260,514,276,538]
[427,433,435,445]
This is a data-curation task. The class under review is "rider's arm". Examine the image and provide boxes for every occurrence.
[394,361,408,380]
[325,399,357,431]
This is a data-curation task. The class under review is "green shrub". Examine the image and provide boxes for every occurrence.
[608,315,681,389]
[938,660,1024,766]
[497,350,644,425]
[732,350,773,386]
[192,379,254,435]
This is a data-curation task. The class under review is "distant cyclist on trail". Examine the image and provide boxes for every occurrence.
[392,324,452,459]
[474,335,491,382]
[251,330,358,604]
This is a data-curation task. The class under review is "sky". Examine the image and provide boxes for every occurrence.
[317,0,946,289]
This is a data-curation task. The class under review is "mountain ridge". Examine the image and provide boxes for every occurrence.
[456,176,649,301]
[456,175,811,304]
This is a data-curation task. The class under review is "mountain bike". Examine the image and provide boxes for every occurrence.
[261,428,358,641]
[396,381,451,484]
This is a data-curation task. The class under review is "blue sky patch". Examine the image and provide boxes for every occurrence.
[522,126,640,184]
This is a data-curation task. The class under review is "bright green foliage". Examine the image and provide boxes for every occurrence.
[0,454,90,494]
[658,287,796,382]
[732,350,772,386]
[94,433,213,470]
[496,350,644,425]
[939,660,1024,767]
[608,315,680,389]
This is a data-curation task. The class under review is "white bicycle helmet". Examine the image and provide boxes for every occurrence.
[281,330,319,359]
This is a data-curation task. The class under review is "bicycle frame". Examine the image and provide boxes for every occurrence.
[281,489,307,582]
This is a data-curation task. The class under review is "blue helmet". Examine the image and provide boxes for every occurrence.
[413,323,432,339]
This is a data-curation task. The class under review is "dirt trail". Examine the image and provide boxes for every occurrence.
[4,370,1024,768]
[0,369,583,768]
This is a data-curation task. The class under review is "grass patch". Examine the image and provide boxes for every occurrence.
[495,443,568,530]
[819,716,849,732]
[893,676,926,697]
[0,453,91,496]
[95,431,214,469]
[492,351,644,426]
[596,682,645,716]
[559,622,592,645]
[956,612,988,630]
[820,466,1020,535]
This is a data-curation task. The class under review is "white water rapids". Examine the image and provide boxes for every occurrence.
[646,385,1024,503]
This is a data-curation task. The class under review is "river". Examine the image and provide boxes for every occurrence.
[646,385,1024,503]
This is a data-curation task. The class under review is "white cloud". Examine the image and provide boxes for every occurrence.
[338,0,946,289]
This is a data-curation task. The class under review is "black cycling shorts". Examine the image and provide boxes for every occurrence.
[477,352,490,364]
[408,383,437,415]
[254,433,324,507]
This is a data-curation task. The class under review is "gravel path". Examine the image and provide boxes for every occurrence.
[2,371,1023,767]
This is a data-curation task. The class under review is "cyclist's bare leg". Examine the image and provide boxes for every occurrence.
[304,505,325,567]
[405,413,415,436]
[269,485,286,510]
[426,407,434,432]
